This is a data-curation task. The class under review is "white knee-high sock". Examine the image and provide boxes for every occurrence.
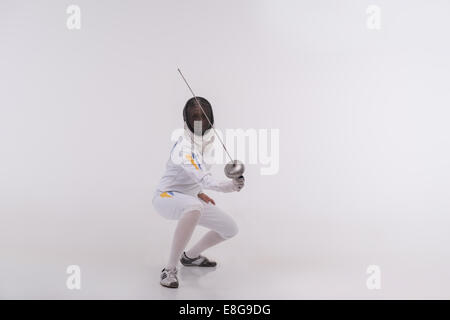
[166,210,201,269]
[185,230,226,259]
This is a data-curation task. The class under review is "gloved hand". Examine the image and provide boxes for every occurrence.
[232,176,245,192]
[215,176,245,193]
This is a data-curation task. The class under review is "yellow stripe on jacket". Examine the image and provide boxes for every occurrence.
[185,154,199,170]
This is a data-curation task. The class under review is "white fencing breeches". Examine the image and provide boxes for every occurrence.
[152,191,239,240]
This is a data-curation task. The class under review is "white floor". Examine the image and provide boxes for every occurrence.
[2,216,450,299]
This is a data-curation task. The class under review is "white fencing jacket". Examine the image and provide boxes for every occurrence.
[156,128,236,197]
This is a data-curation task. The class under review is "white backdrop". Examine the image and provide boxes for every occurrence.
[1,0,450,299]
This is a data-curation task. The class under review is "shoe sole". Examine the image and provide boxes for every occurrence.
[160,282,179,288]
[180,260,217,267]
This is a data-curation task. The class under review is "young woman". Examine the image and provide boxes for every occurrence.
[152,97,244,288]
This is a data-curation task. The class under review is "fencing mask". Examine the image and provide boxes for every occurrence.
[183,97,214,136]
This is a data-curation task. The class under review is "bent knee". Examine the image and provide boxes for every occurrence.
[221,221,239,239]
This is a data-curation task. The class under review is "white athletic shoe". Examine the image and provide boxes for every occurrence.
[160,267,179,288]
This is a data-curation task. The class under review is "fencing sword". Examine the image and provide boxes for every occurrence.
[177,68,245,179]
